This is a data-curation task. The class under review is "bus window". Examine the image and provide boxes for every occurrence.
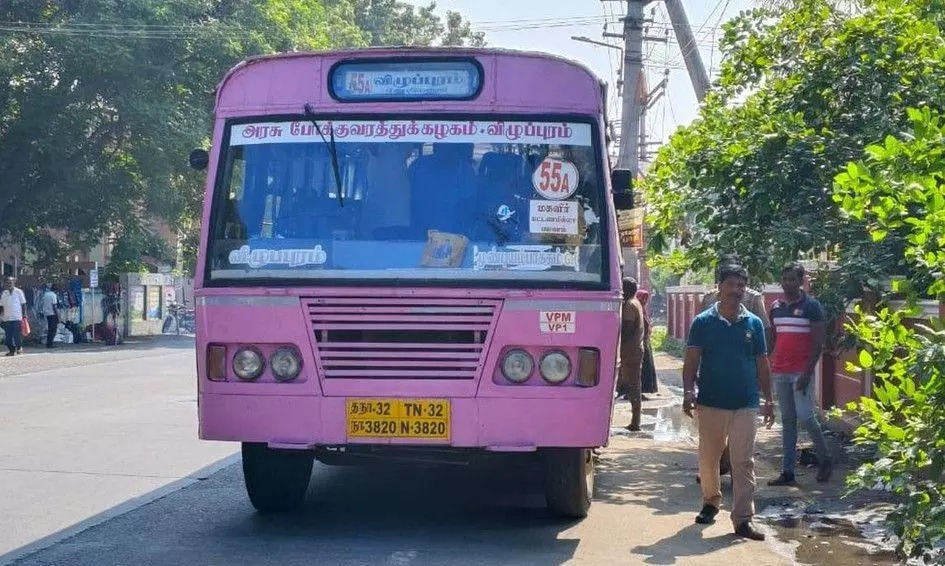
[207,119,605,286]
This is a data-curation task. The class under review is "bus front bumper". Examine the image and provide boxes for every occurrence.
[199,394,612,449]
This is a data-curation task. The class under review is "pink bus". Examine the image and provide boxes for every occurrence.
[191,48,623,518]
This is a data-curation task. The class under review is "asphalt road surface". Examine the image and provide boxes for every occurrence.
[1,341,793,565]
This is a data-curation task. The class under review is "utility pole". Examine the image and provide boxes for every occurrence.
[605,0,646,174]
[601,0,666,176]
[663,0,709,101]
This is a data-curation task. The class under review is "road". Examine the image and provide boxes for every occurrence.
[0,338,236,561]
[1,342,797,565]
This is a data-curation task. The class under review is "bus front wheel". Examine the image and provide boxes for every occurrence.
[543,448,594,519]
[241,442,314,512]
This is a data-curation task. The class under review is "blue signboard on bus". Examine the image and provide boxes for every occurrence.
[329,59,482,102]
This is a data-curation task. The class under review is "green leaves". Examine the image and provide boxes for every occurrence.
[643,1,945,558]
[0,0,484,275]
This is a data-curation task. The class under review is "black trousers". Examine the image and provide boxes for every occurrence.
[46,314,59,346]
[3,320,22,352]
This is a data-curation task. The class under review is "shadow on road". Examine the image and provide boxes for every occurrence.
[630,524,742,565]
[8,456,583,566]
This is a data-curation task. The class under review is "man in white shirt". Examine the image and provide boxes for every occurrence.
[1,276,28,356]
[40,284,60,348]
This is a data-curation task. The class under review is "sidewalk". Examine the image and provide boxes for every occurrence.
[0,335,195,379]
[609,352,901,564]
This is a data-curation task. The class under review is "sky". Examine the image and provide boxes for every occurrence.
[404,0,755,155]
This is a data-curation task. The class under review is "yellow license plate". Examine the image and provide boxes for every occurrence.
[346,398,450,440]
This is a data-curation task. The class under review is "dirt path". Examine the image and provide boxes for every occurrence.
[602,352,901,565]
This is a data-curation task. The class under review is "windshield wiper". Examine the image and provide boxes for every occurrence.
[303,103,344,207]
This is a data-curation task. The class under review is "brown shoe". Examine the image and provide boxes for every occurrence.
[734,521,766,540]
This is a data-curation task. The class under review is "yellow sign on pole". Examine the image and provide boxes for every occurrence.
[617,208,644,249]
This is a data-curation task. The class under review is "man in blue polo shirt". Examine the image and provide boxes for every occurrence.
[682,264,775,540]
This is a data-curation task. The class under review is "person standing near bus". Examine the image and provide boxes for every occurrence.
[40,284,60,349]
[617,277,645,431]
[767,262,833,485]
[636,288,659,397]
[682,264,774,540]
[1,276,28,356]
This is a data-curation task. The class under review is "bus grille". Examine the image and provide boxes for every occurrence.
[303,297,500,380]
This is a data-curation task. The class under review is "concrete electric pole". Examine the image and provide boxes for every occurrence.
[614,0,646,174]
[663,0,710,102]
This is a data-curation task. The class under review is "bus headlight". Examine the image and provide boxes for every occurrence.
[233,347,265,381]
[270,347,302,382]
[539,351,571,384]
[501,349,534,383]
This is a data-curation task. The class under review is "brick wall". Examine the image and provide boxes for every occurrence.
[665,286,942,410]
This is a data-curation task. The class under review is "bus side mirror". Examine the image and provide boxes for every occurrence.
[189,148,209,171]
[611,168,634,211]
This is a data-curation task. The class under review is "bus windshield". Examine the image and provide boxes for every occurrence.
[207,117,606,286]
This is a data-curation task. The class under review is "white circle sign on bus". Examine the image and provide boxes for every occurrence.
[532,157,580,200]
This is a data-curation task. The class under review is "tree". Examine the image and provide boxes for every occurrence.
[0,0,364,274]
[833,106,945,562]
[0,0,484,276]
[642,0,945,558]
[352,0,485,47]
[643,0,945,314]
[441,10,486,47]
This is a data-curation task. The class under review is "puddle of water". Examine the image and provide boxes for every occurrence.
[610,399,698,443]
[758,503,901,565]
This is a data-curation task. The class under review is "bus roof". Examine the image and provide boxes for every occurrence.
[215,47,606,117]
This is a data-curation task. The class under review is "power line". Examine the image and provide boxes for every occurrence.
[665,0,727,68]
[666,90,679,128]
[708,0,733,75]
[475,19,621,32]
[0,23,251,39]
[469,14,619,26]
[601,0,622,120]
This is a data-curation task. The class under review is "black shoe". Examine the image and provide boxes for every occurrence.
[695,504,719,524]
[816,459,833,482]
[4,351,13,357]
[734,521,766,540]
[767,473,797,486]
[626,424,641,432]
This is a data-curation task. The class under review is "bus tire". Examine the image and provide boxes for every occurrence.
[241,442,314,512]
[543,448,594,519]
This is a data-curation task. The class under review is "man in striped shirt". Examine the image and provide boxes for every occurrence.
[767,262,833,485]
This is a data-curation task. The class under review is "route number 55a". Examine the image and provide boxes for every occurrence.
[532,158,580,200]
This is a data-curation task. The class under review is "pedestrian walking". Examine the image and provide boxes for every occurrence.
[1,276,28,356]
[40,284,60,349]
[682,263,775,540]
[616,277,645,431]
[636,289,659,396]
[767,262,833,486]
[697,254,774,481]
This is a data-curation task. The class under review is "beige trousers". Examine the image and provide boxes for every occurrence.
[696,405,758,527]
